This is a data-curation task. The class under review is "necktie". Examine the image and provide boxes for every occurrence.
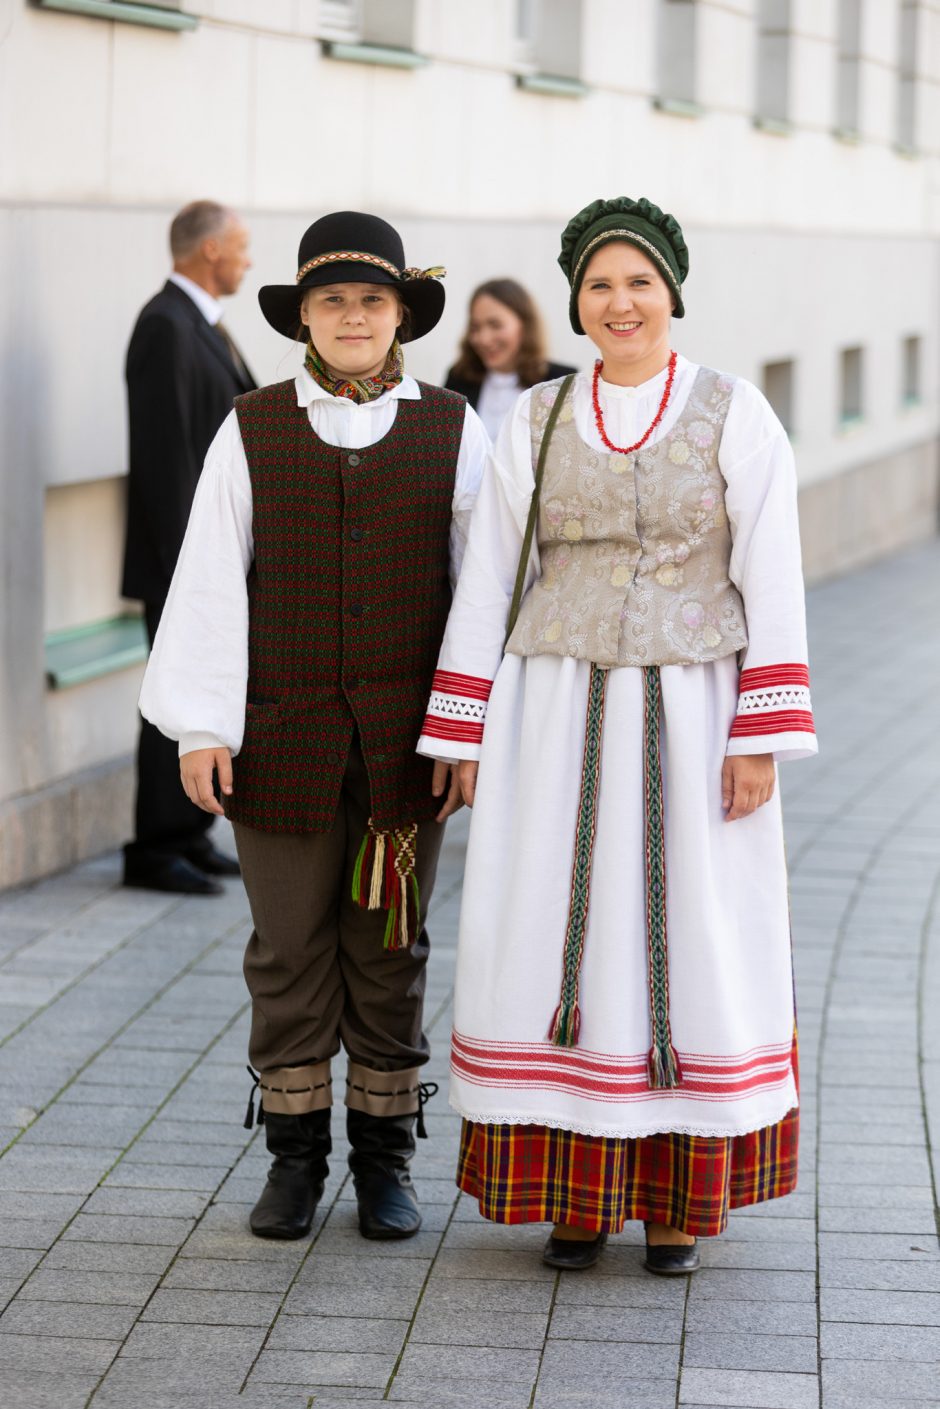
[216,320,250,384]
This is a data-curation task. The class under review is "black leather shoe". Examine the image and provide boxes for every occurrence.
[542,1232,607,1270]
[644,1237,700,1275]
[347,1109,422,1240]
[250,1110,331,1240]
[123,852,223,896]
[182,840,241,877]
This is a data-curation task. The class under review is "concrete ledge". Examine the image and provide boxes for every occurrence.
[0,755,133,891]
[799,436,940,585]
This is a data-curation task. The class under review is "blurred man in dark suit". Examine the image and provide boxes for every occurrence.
[122,200,256,893]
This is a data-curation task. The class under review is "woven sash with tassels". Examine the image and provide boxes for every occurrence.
[351,819,420,950]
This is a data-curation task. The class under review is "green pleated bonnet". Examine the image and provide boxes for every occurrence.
[558,196,690,332]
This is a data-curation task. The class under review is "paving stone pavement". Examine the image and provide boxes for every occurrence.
[1,540,939,1409]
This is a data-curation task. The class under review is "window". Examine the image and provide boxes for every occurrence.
[656,0,698,113]
[514,0,586,94]
[840,346,864,424]
[896,1,919,150]
[835,0,862,136]
[755,0,791,128]
[320,0,424,69]
[762,359,795,435]
[902,335,921,404]
[34,0,196,28]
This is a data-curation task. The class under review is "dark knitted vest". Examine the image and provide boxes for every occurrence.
[225,378,464,833]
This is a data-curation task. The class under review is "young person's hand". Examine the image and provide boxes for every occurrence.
[181,747,233,815]
[432,760,464,821]
[721,754,775,821]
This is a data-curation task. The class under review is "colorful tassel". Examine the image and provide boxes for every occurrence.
[352,818,420,950]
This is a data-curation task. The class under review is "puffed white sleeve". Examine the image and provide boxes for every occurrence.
[417,388,538,762]
[721,379,818,762]
[138,409,253,757]
[449,402,490,585]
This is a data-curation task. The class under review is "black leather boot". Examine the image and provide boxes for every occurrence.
[249,1109,331,1240]
[347,1109,421,1240]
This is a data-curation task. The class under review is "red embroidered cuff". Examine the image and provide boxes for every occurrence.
[421,670,493,745]
[729,663,815,742]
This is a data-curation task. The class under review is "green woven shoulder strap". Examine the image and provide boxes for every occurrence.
[504,374,575,647]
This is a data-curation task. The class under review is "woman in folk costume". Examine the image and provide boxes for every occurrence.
[140,211,487,1243]
[417,196,817,1274]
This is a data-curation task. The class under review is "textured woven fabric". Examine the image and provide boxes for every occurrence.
[227,378,464,833]
[304,338,404,404]
[456,1035,799,1237]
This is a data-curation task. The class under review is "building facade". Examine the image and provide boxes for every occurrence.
[1,0,939,887]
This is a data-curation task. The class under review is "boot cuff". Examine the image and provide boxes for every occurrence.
[345,1061,422,1117]
[260,1061,332,1115]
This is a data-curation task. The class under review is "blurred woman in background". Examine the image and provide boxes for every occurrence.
[446,278,575,441]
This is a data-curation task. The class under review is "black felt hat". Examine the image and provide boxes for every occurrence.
[258,211,446,343]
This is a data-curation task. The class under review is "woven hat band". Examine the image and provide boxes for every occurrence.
[296,249,401,283]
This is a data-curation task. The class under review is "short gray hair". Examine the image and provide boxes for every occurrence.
[170,201,237,259]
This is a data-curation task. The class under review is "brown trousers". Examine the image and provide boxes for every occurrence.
[234,736,444,1115]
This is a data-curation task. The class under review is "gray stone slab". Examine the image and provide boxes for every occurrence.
[534,1383,676,1409]
[0,1190,84,1219]
[252,1347,397,1388]
[395,1342,544,1383]
[409,1306,548,1348]
[689,1269,817,1303]
[0,1144,123,1193]
[281,1279,424,1319]
[413,1276,555,1314]
[119,1320,266,1368]
[142,1288,282,1326]
[431,1248,556,1282]
[62,1212,195,1245]
[165,1257,299,1294]
[548,1304,684,1343]
[0,1332,121,1372]
[16,1268,161,1305]
[84,1184,209,1218]
[678,1367,818,1408]
[685,1298,817,1337]
[388,1382,533,1408]
[820,1359,940,1407]
[818,1231,939,1262]
[293,1252,431,1288]
[0,1217,61,1249]
[92,1391,312,1409]
[682,1331,817,1373]
[0,1247,44,1279]
[820,1320,940,1362]
[269,1313,410,1353]
[817,1181,936,1210]
[43,1240,175,1274]
[553,1272,687,1310]
[0,1370,101,1409]
[699,1240,816,1272]
[105,1161,230,1191]
[819,1257,940,1295]
[90,1355,248,1397]
[0,1297,139,1339]
[819,1205,939,1234]
[820,1288,940,1326]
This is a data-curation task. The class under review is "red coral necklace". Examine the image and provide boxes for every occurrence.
[592,350,677,455]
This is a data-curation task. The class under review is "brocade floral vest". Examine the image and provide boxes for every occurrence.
[505,368,749,667]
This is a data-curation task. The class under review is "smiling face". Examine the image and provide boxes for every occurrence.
[300,282,403,379]
[467,293,525,374]
[576,242,674,385]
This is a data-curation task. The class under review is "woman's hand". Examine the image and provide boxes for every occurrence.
[181,747,233,815]
[721,753,775,821]
[458,760,479,807]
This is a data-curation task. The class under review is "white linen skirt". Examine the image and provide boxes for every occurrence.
[449,652,798,1139]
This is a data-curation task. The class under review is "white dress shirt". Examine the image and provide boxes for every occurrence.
[167,270,223,326]
[139,368,491,759]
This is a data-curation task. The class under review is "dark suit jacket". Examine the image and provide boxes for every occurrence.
[121,279,256,603]
[444,360,577,410]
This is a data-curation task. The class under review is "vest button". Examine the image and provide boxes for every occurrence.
[347,453,361,467]
[350,526,363,541]
[349,602,363,617]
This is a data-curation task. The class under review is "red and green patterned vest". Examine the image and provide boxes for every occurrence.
[225,378,464,833]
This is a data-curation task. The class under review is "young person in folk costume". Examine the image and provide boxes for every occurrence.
[140,212,486,1242]
[418,197,817,1274]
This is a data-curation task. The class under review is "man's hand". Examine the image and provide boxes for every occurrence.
[181,747,233,815]
[721,753,775,822]
[432,760,464,822]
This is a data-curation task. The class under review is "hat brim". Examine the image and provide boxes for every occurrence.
[258,262,445,343]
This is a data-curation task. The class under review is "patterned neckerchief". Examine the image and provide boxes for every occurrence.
[305,338,404,404]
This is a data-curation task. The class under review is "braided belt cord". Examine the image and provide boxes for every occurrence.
[548,663,609,1047]
[643,665,682,1089]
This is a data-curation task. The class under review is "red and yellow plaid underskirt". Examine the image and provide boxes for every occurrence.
[457,1038,799,1237]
